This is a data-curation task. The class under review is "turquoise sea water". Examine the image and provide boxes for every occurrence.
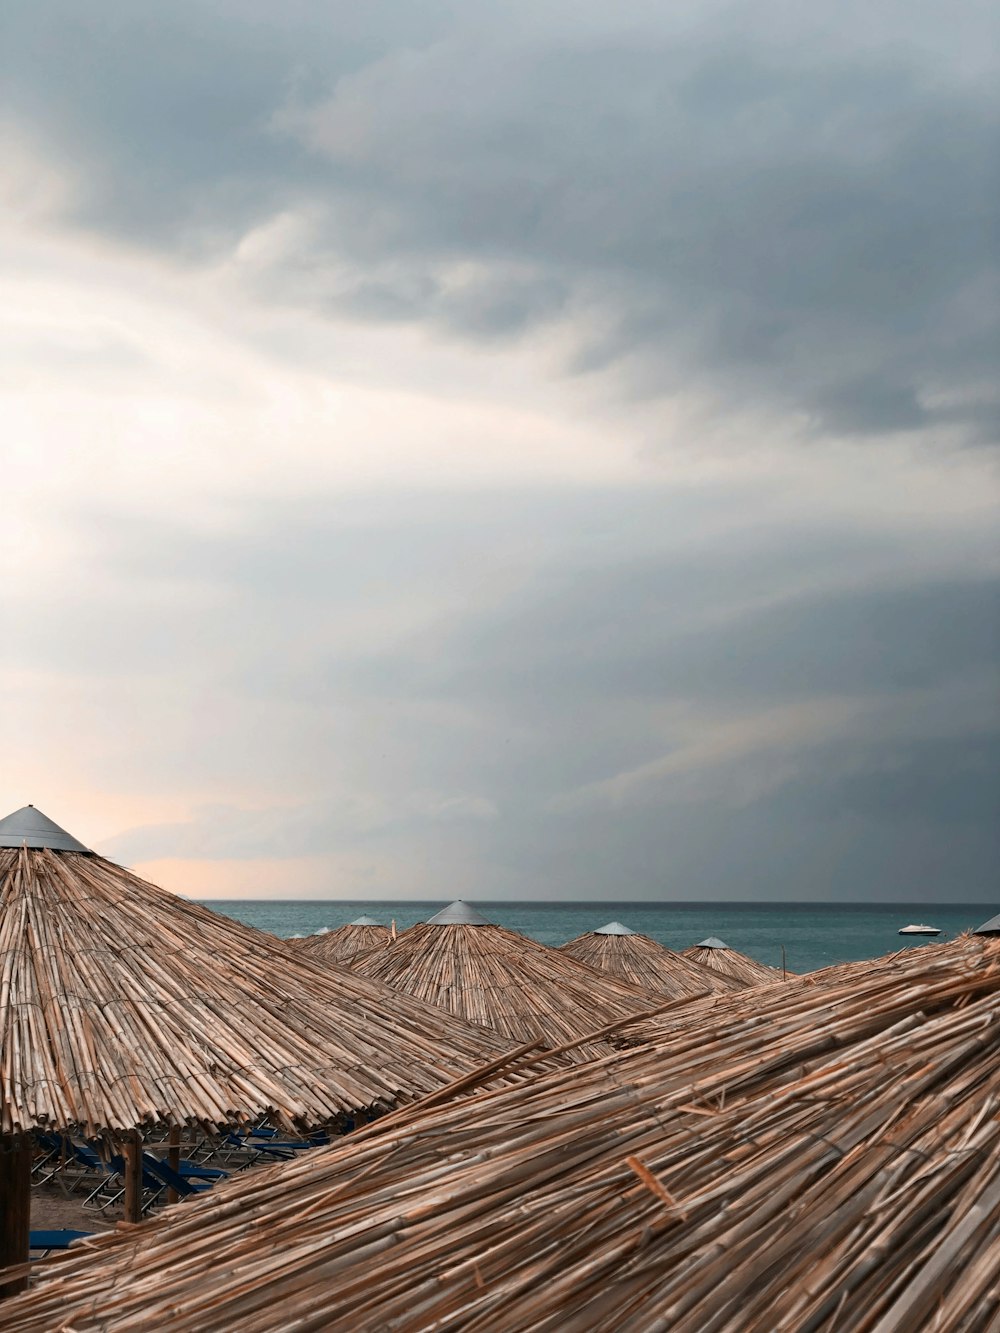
[201,900,996,974]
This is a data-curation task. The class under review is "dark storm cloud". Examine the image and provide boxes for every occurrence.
[423,575,1000,708]
[473,745,1000,903]
[22,486,993,708]
[4,1,998,439]
[5,2,997,902]
[273,27,1000,439]
[0,1,452,245]
[12,486,997,900]
[766,732,1000,827]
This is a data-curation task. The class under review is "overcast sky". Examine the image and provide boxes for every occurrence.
[2,1,998,901]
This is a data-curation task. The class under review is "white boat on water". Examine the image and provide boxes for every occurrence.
[898,923,941,936]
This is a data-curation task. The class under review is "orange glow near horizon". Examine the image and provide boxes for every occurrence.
[130,856,340,899]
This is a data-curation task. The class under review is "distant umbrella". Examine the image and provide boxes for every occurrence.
[291,916,391,965]
[351,900,661,1059]
[425,899,493,925]
[560,921,739,999]
[681,936,793,986]
[8,934,999,1331]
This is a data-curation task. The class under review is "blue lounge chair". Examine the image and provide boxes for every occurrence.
[82,1154,164,1215]
[248,1127,330,1148]
[142,1154,214,1199]
[43,1138,108,1196]
[220,1132,298,1166]
[30,1131,65,1184]
[29,1230,93,1257]
[173,1157,228,1182]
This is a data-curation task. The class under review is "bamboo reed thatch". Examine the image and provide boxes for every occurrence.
[681,935,791,985]
[290,917,391,965]
[350,901,662,1058]
[5,933,999,1331]
[559,922,739,998]
[0,827,520,1138]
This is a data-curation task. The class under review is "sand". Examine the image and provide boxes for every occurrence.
[31,1182,117,1236]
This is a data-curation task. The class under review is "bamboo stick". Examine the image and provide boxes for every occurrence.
[0,846,522,1139]
[680,941,792,986]
[291,923,391,966]
[4,934,999,1331]
[351,920,664,1061]
[560,929,740,999]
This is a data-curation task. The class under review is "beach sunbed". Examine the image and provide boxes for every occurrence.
[82,1154,164,1216]
[218,1132,301,1167]
[29,1131,65,1185]
[172,1158,229,1182]
[142,1155,215,1200]
[29,1230,93,1258]
[45,1138,108,1197]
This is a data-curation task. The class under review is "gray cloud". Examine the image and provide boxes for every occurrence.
[478,744,1000,903]
[104,788,498,865]
[289,23,999,438]
[8,484,995,899]
[3,1,997,440]
[4,2,998,902]
[431,576,1000,707]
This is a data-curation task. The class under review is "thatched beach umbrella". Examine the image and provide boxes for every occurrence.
[559,921,739,999]
[350,900,661,1058]
[6,933,998,1331]
[0,807,516,1287]
[681,935,790,985]
[292,916,391,965]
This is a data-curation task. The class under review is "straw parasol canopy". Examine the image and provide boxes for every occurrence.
[6,933,998,1331]
[559,921,739,999]
[291,916,391,965]
[0,808,519,1139]
[350,900,662,1058]
[680,935,790,985]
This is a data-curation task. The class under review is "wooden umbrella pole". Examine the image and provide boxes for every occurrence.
[0,1133,31,1299]
[167,1125,181,1205]
[123,1131,144,1224]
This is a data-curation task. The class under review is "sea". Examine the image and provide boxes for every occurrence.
[200,900,996,974]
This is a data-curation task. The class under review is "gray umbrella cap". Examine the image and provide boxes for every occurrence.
[973,912,1000,936]
[426,900,492,926]
[695,937,730,949]
[0,805,91,853]
[594,921,636,936]
[349,915,383,926]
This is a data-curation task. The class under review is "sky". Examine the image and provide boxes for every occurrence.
[2,0,998,902]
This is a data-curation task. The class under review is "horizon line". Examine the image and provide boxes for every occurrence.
[194,897,997,908]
